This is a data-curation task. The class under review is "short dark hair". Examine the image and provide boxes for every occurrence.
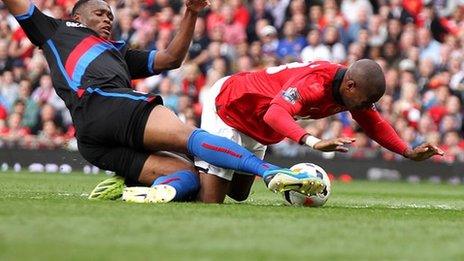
[71,0,93,16]
[349,59,386,102]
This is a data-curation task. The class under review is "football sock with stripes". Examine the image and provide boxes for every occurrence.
[187,129,279,177]
[152,170,199,201]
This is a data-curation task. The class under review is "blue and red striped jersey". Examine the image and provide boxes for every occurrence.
[14,4,158,113]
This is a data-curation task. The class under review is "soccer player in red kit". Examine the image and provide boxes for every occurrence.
[197,59,444,203]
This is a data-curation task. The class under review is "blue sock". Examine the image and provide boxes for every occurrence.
[187,129,280,177]
[152,170,199,201]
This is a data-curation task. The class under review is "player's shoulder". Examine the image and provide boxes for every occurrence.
[310,61,346,83]
[298,61,345,77]
[315,60,346,70]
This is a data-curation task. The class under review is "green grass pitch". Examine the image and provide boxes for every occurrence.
[0,172,463,260]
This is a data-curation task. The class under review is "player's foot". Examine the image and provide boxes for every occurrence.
[88,176,125,200]
[263,169,326,196]
[122,185,177,203]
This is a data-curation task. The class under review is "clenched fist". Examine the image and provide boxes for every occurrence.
[185,0,210,13]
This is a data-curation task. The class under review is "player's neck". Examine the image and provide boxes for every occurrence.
[332,68,347,106]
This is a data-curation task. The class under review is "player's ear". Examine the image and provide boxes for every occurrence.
[73,13,80,21]
[346,79,356,91]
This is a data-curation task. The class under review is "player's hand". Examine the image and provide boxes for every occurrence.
[185,0,210,13]
[403,143,444,161]
[313,138,355,153]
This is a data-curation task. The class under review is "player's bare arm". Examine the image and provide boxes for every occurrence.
[1,0,30,15]
[153,0,209,71]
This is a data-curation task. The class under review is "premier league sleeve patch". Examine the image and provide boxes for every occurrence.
[281,87,301,104]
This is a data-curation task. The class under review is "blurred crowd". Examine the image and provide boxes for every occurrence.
[0,0,464,163]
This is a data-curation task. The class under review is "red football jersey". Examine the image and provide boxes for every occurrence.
[216,61,346,144]
[215,61,408,155]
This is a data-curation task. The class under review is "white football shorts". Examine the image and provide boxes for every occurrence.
[195,76,267,181]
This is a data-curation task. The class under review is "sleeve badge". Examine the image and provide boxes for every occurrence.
[281,87,301,104]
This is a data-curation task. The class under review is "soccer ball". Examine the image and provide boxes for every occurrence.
[282,163,331,207]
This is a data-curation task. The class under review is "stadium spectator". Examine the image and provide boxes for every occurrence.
[181,63,205,105]
[323,25,347,63]
[158,77,179,113]
[31,74,61,108]
[259,24,278,57]
[8,27,34,60]
[0,70,19,111]
[0,40,14,74]
[418,27,442,64]
[112,8,136,43]
[246,0,274,42]
[2,112,30,145]
[300,29,331,62]
[291,13,309,37]
[31,103,64,135]
[276,20,306,60]
[341,0,372,24]
[388,0,414,24]
[16,79,39,128]
[187,17,209,71]
[219,3,246,46]
[34,120,65,149]
[347,6,370,43]
[309,5,323,30]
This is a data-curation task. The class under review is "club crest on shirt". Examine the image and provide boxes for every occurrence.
[282,87,300,104]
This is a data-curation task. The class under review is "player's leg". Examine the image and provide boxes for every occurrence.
[226,134,268,201]
[190,76,231,203]
[195,113,260,203]
[197,172,229,203]
[127,151,200,202]
[83,143,199,202]
[143,105,275,176]
[136,151,196,186]
[227,174,255,202]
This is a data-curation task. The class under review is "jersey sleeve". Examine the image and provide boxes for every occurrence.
[263,104,308,143]
[14,4,59,46]
[124,49,158,79]
[264,76,323,143]
[351,106,409,155]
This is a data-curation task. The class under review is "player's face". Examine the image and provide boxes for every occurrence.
[344,92,374,110]
[342,81,377,110]
[76,0,114,39]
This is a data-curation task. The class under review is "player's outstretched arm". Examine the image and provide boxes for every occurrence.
[403,143,444,161]
[153,0,209,71]
[1,0,31,15]
[263,103,354,153]
[351,107,444,161]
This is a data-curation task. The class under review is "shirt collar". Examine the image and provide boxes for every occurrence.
[332,67,347,106]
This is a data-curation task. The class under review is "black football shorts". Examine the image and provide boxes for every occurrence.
[73,87,163,183]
